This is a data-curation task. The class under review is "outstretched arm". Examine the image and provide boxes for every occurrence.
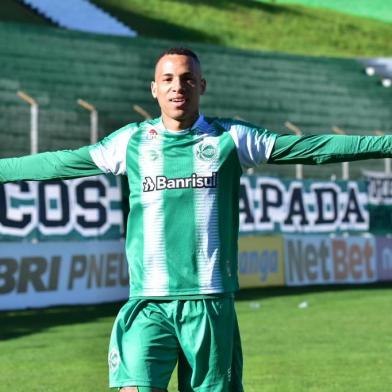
[0,123,137,183]
[0,146,104,183]
[220,118,391,169]
[268,134,392,165]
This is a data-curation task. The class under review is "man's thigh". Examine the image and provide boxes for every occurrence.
[176,297,243,392]
[109,300,178,390]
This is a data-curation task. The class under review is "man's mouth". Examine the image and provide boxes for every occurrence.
[170,97,186,104]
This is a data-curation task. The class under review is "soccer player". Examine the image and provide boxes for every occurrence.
[1,47,391,392]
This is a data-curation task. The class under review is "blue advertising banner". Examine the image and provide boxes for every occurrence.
[284,235,377,286]
[376,237,392,281]
[0,240,128,310]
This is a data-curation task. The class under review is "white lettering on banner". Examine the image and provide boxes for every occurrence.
[285,236,377,286]
[0,240,129,310]
[363,171,392,205]
[0,176,123,239]
[239,177,368,233]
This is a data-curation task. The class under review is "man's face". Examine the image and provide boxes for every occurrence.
[151,54,206,128]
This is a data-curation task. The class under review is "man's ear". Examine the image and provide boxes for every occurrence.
[201,78,207,95]
[151,81,157,99]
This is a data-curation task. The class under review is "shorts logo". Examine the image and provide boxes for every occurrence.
[143,172,218,192]
[108,348,120,372]
[196,142,217,161]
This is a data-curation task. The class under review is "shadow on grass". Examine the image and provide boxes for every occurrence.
[90,0,310,46]
[0,301,124,341]
[2,283,392,341]
[91,1,221,45]
[236,281,392,301]
[167,0,306,16]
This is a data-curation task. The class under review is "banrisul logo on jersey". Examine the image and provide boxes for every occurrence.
[143,172,218,192]
[0,175,123,241]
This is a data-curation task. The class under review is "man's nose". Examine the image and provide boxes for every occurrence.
[172,78,185,92]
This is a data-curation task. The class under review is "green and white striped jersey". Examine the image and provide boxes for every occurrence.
[1,115,391,297]
[89,115,276,296]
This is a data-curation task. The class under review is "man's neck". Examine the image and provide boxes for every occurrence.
[161,114,199,132]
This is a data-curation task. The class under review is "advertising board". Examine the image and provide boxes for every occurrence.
[238,235,285,287]
[0,240,128,310]
[285,235,377,286]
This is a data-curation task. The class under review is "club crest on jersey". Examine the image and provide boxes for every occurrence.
[143,172,218,192]
[196,141,217,161]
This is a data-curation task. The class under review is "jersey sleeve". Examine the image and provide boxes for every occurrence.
[0,146,103,183]
[0,123,137,183]
[269,134,392,164]
[88,123,136,175]
[220,119,277,168]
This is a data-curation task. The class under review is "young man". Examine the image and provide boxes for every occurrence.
[1,47,391,392]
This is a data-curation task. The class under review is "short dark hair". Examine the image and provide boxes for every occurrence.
[155,47,200,67]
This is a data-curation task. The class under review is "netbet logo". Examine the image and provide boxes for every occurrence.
[143,172,218,192]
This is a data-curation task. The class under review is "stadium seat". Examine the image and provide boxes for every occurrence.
[0,22,390,179]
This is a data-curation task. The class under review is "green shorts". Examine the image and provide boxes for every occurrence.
[108,297,243,391]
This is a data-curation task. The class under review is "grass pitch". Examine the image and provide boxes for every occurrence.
[256,0,392,24]
[1,284,392,391]
[91,0,392,57]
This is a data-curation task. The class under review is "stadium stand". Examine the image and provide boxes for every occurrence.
[19,0,136,36]
[0,22,390,179]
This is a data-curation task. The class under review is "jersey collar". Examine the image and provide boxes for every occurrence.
[154,114,210,135]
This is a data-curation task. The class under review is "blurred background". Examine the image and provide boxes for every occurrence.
[1,0,391,178]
